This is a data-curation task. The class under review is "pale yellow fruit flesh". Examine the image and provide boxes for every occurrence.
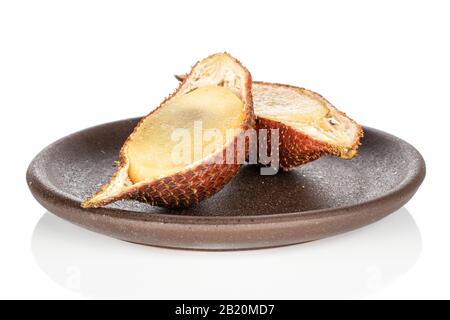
[127,86,244,183]
[254,85,328,124]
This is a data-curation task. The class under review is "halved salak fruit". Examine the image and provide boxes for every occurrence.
[252,82,363,170]
[82,53,253,208]
[176,74,363,170]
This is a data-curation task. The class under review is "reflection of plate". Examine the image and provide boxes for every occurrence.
[26,119,426,249]
[32,208,421,299]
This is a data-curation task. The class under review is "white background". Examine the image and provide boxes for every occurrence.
[0,0,448,299]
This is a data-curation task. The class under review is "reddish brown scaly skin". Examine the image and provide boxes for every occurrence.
[258,118,338,170]
[82,53,254,208]
[114,152,241,208]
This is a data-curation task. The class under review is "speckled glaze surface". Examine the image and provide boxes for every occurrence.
[26,118,426,250]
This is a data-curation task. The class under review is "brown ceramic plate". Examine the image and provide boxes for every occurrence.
[26,118,425,250]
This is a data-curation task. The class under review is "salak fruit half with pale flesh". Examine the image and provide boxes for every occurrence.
[253,82,363,169]
[82,53,254,208]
